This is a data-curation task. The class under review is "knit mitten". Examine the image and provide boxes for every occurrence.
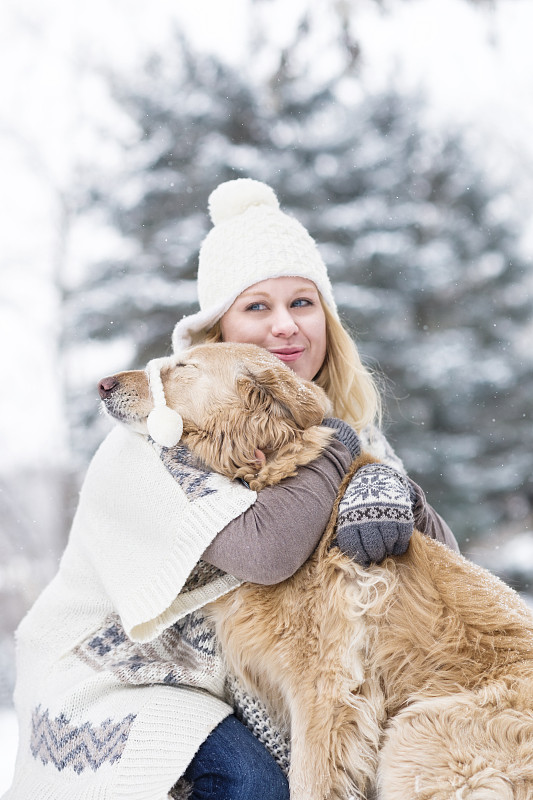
[334,463,414,567]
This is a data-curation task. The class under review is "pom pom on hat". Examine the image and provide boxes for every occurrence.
[208,178,279,225]
[146,357,183,448]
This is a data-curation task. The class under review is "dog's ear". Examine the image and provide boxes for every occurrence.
[185,360,334,488]
[285,378,332,429]
[232,364,334,489]
[237,363,331,430]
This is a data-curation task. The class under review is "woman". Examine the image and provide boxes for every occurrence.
[6,179,457,800]
[172,178,458,798]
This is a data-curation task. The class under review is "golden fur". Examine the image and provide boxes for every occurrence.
[101,343,533,800]
[100,342,333,490]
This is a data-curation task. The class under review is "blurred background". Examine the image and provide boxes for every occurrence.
[1,0,533,783]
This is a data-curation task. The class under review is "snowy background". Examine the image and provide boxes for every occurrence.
[1,0,533,789]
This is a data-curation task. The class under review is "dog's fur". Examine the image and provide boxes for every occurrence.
[101,342,533,800]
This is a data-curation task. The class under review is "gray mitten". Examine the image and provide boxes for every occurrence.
[334,463,414,567]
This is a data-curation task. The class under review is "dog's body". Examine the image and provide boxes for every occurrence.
[100,343,533,800]
[211,457,533,800]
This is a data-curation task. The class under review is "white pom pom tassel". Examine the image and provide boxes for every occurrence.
[147,406,183,448]
[208,178,279,225]
[146,356,183,448]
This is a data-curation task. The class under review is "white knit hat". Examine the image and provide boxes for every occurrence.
[172,178,338,351]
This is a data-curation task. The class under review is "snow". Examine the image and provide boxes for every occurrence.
[0,708,17,794]
[356,0,533,207]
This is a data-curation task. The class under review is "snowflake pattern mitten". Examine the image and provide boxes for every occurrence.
[334,463,414,567]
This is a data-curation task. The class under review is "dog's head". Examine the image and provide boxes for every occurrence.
[99,342,334,489]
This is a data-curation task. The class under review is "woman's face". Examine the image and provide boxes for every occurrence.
[219,277,327,381]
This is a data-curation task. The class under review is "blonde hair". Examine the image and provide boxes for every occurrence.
[314,301,381,431]
[203,297,381,432]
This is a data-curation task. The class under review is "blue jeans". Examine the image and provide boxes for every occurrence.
[184,715,290,800]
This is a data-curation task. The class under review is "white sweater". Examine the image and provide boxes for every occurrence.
[4,426,256,800]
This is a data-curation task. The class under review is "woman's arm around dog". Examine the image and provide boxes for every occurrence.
[203,424,459,583]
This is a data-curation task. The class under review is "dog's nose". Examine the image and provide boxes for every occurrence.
[98,377,119,399]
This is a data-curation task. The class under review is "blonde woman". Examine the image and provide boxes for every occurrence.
[7,179,457,800]
[172,179,458,798]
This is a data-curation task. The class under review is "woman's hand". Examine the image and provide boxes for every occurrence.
[334,463,414,567]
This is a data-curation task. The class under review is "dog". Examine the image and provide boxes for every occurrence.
[100,342,533,800]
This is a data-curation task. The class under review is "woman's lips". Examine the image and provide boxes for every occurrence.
[269,347,305,363]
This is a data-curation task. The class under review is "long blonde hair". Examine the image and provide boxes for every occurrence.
[314,301,381,431]
[203,296,381,432]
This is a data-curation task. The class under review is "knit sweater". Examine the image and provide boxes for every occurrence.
[4,426,256,800]
[5,423,456,800]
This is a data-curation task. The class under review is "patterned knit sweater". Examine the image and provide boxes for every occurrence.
[4,427,255,800]
[4,424,406,800]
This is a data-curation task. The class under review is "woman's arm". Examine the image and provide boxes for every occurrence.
[205,424,460,582]
[202,437,354,584]
[409,478,459,553]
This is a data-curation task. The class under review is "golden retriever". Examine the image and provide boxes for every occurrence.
[100,342,533,800]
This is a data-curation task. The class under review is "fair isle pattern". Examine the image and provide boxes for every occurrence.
[30,705,136,774]
[169,777,193,800]
[73,611,224,690]
[182,558,227,592]
[227,674,291,777]
[157,443,217,501]
[338,505,413,524]
[339,463,412,523]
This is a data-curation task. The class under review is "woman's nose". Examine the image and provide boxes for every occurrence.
[271,309,299,337]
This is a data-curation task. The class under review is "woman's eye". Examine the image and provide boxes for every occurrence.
[291,298,312,308]
[246,302,267,311]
